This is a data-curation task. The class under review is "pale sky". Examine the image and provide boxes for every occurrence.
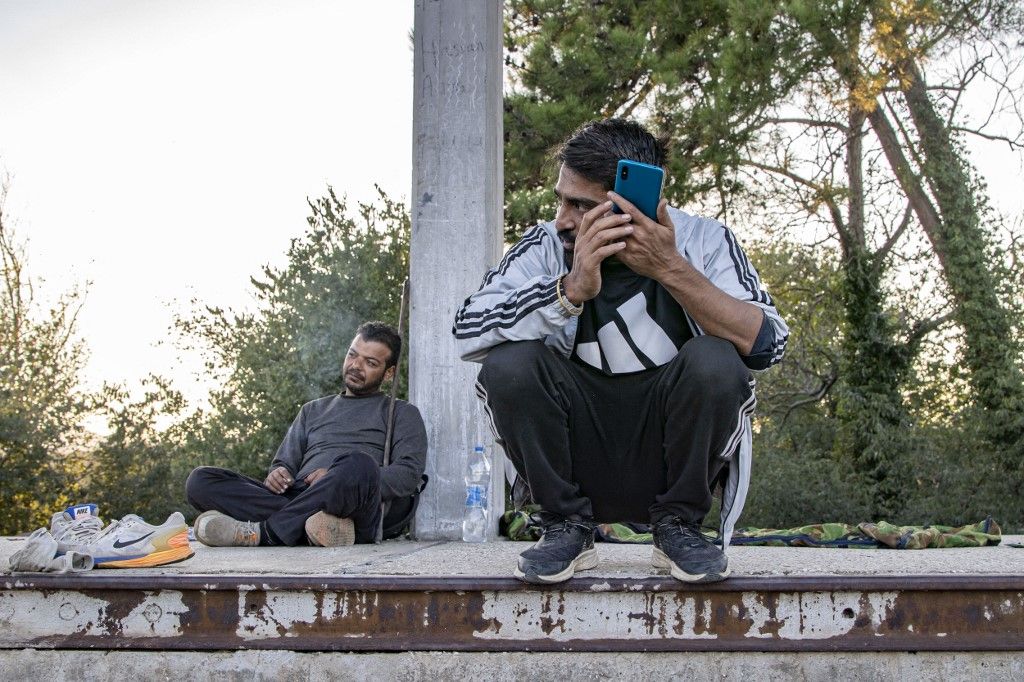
[0,1,414,405]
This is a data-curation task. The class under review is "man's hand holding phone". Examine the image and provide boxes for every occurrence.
[561,201,633,304]
[608,192,683,281]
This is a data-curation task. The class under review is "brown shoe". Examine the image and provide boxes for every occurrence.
[304,512,355,547]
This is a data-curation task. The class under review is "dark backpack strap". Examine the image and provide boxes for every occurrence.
[382,474,429,540]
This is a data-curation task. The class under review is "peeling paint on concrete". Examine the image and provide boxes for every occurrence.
[235,589,384,641]
[740,591,898,640]
[0,589,187,640]
[1,583,1022,652]
[472,588,964,643]
[475,591,734,641]
[237,587,317,640]
[120,591,189,637]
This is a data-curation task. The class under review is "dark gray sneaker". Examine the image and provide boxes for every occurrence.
[514,517,597,584]
[652,517,730,583]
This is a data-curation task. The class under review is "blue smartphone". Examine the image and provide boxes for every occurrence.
[612,159,664,221]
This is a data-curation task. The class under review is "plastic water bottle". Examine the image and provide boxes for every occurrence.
[462,444,490,542]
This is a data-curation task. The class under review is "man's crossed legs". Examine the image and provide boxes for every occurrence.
[478,335,754,584]
[185,451,385,547]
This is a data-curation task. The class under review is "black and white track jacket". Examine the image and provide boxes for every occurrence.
[453,206,788,368]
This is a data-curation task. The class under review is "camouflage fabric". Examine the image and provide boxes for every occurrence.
[729,523,875,548]
[730,518,1002,548]
[858,518,1001,549]
[500,509,1003,549]
[500,507,544,541]
[500,507,655,543]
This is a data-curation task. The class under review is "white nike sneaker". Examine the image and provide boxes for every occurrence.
[63,512,194,568]
[50,504,104,553]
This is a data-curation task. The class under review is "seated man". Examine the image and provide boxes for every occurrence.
[186,321,427,547]
[453,119,788,584]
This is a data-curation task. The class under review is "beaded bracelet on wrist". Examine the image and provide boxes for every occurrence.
[556,275,583,317]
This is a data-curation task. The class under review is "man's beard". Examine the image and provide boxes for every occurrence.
[563,246,624,271]
[343,371,383,395]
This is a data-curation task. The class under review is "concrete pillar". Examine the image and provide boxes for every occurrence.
[410,0,504,540]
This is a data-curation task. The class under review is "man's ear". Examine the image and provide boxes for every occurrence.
[385,365,396,383]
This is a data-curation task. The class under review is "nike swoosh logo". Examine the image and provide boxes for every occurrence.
[112,532,155,549]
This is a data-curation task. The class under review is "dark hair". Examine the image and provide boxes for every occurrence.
[555,118,668,190]
[355,321,402,369]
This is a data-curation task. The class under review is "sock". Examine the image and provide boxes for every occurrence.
[259,521,282,547]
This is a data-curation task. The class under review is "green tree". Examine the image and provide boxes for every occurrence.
[865,1,1024,465]
[0,180,90,534]
[741,242,876,525]
[173,187,410,484]
[83,377,190,523]
[503,0,1024,520]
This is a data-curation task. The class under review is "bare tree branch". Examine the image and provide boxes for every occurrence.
[766,116,849,132]
[907,311,956,348]
[781,371,838,425]
[867,105,950,270]
[875,201,915,266]
[616,76,655,119]
[950,124,1024,149]
[740,159,849,250]
[944,52,989,128]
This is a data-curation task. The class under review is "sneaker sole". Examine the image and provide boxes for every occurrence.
[651,547,730,583]
[305,512,355,547]
[514,547,598,584]
[97,532,195,568]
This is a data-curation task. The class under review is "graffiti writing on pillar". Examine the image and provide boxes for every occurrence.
[422,39,487,71]
[420,75,482,102]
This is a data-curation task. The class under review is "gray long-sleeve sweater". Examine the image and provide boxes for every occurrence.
[269,392,427,502]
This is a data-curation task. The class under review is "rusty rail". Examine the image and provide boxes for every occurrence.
[2,574,1023,652]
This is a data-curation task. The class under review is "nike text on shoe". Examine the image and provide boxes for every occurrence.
[514,517,597,584]
[64,512,194,568]
[50,507,104,554]
[305,512,355,547]
[651,516,730,583]
[194,510,261,547]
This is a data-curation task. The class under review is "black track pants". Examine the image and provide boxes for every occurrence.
[477,335,754,524]
[185,451,408,545]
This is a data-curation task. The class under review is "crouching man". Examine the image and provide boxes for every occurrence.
[453,119,788,584]
[186,321,427,547]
